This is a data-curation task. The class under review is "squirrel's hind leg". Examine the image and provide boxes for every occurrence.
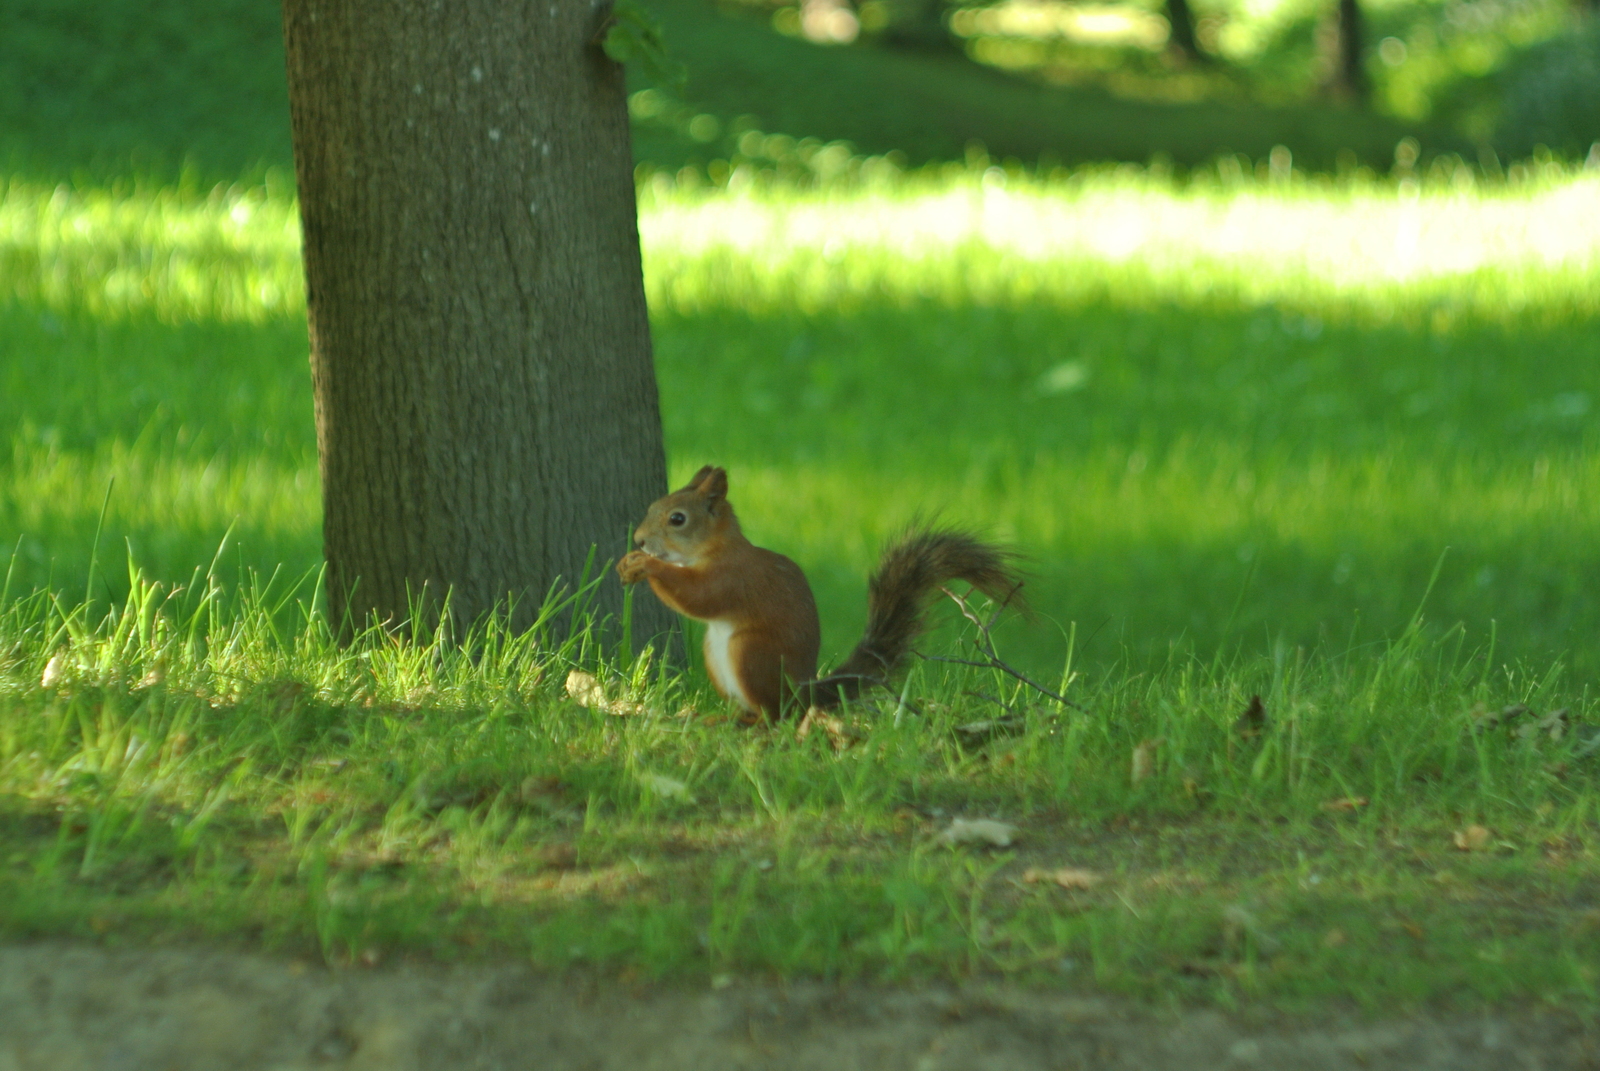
[702,621,813,721]
[728,630,806,721]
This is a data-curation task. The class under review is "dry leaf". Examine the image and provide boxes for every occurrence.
[1023,866,1102,890]
[794,708,828,741]
[1130,737,1164,784]
[1319,796,1369,813]
[936,818,1018,848]
[1453,824,1491,851]
[796,708,862,750]
[40,653,66,689]
[565,670,605,706]
[1051,867,1101,890]
[637,772,688,799]
[135,660,166,690]
[1516,708,1570,743]
[564,669,646,716]
[1470,703,1528,733]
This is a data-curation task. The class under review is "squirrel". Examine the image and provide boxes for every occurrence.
[616,465,1022,721]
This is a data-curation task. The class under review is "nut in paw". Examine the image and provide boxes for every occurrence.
[616,550,654,584]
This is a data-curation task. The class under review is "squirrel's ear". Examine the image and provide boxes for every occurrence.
[679,465,715,493]
[701,466,729,509]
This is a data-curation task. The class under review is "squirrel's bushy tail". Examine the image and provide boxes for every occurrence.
[798,528,1022,712]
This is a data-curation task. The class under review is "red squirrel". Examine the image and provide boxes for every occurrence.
[616,466,1021,720]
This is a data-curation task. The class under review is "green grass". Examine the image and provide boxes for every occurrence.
[622,0,1460,172]
[0,564,1596,1006]
[1,158,1599,1006]
[5,0,1598,1016]
[5,162,1598,676]
[0,0,1456,187]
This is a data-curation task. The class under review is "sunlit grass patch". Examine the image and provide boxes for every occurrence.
[6,163,1600,325]
[0,176,302,322]
[639,163,1600,322]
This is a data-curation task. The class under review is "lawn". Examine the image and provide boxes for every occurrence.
[0,0,1456,186]
[2,156,1598,1007]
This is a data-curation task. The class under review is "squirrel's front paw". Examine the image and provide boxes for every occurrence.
[617,550,653,584]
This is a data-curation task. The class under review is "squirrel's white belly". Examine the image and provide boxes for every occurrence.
[703,619,753,712]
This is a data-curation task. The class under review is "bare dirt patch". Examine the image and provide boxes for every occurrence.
[1,941,1595,1070]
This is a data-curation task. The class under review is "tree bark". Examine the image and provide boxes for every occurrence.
[280,0,674,643]
[1330,0,1368,102]
[881,0,958,53]
[1164,0,1204,63]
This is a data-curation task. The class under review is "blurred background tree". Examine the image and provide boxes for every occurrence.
[1,0,1596,182]
[1164,0,1208,64]
[1490,18,1600,157]
[622,0,1599,175]
[1327,0,1370,103]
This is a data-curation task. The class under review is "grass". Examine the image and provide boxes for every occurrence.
[6,0,1598,1018]
[5,161,1599,674]
[1,156,1599,1006]
[621,0,1460,172]
[0,0,1457,188]
[0,563,1597,1006]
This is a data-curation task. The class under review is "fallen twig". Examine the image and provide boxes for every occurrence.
[924,587,1086,712]
[962,689,1017,713]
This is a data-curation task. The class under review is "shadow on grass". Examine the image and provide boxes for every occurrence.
[651,293,1599,677]
[2,272,1597,677]
[0,301,319,603]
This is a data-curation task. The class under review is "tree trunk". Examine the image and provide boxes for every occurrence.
[280,0,674,644]
[1330,0,1368,102]
[1164,0,1204,62]
[881,0,958,53]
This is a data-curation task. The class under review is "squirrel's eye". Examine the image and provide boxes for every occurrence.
[668,511,687,527]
